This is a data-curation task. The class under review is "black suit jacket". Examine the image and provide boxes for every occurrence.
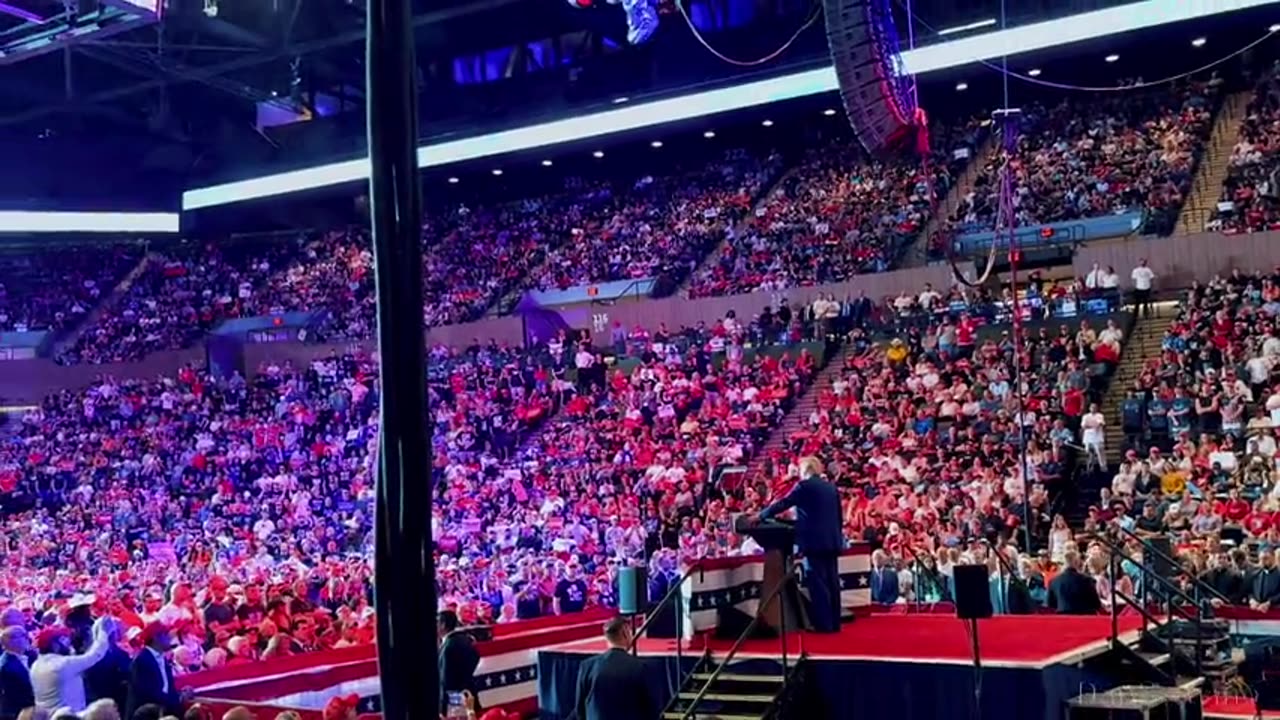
[125,649,181,720]
[1047,567,1102,615]
[1252,567,1280,605]
[86,645,132,713]
[438,631,481,714]
[574,648,655,720]
[761,476,844,554]
[0,652,33,720]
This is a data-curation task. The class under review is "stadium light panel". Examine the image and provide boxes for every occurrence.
[0,211,179,233]
[182,0,1278,210]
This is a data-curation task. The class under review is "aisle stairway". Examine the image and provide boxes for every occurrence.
[1099,302,1180,467]
[904,131,999,267]
[46,250,155,360]
[1173,89,1252,236]
[744,341,858,479]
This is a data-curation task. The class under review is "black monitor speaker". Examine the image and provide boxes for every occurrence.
[953,564,993,620]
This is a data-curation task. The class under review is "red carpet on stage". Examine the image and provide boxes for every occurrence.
[555,614,1148,667]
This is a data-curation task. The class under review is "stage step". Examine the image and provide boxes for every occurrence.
[1178,676,1207,691]
[690,672,784,684]
[677,692,776,703]
[1137,651,1171,667]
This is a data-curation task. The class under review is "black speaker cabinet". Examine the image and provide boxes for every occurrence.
[953,564,993,620]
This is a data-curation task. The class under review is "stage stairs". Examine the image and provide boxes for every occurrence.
[663,651,816,720]
[1085,529,1241,696]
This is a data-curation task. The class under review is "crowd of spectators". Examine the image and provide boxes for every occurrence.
[1209,63,1280,234]
[525,149,784,293]
[60,234,371,364]
[0,245,141,335]
[688,119,986,298]
[952,78,1220,235]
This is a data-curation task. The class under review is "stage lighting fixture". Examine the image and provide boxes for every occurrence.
[0,211,179,233]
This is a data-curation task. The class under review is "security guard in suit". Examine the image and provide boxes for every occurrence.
[574,617,655,720]
[754,456,845,633]
[1047,550,1103,615]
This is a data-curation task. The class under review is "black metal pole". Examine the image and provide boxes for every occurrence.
[367,1,433,719]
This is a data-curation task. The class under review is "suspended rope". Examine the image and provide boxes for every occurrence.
[677,0,822,67]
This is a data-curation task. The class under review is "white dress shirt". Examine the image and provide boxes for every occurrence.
[31,628,109,712]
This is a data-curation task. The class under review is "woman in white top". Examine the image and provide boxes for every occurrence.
[1048,514,1072,564]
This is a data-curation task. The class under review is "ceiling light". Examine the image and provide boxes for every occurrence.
[650,140,663,148]
[613,96,629,104]
[703,130,716,139]
[592,150,604,158]
[937,18,997,36]
[541,159,553,167]
[447,177,459,184]
[955,82,968,91]
[1105,54,1119,62]
[1027,68,1042,77]
[823,108,837,116]
[1191,37,1206,47]
[762,119,774,127]
[491,169,503,176]
[1271,23,1280,32]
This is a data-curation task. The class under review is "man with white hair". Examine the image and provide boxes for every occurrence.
[81,699,120,720]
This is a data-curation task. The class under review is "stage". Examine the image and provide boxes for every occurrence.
[536,614,1147,720]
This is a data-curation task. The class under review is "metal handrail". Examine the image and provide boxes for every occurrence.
[902,544,947,607]
[1114,525,1233,606]
[679,565,800,720]
[978,539,1030,612]
[1088,532,1206,613]
[628,563,698,654]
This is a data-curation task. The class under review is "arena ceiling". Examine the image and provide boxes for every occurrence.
[0,0,1268,210]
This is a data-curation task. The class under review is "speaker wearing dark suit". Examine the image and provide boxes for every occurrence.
[438,612,481,715]
[1250,564,1280,607]
[0,650,33,720]
[759,467,845,633]
[1046,559,1102,615]
[85,644,131,713]
[124,626,182,720]
[574,632,655,720]
[870,563,900,605]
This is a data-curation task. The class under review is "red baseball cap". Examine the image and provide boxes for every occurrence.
[34,626,69,653]
[322,694,360,720]
[139,621,171,647]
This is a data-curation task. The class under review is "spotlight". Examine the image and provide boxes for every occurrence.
[1192,37,1206,47]
[650,140,663,148]
[447,177,459,184]
[761,119,774,127]
[1105,54,1119,63]
[541,159,553,167]
[592,150,604,158]
[1271,24,1280,32]
[955,82,968,91]
[823,108,837,116]
[703,130,716,139]
[1027,68,1042,77]
[491,169,503,176]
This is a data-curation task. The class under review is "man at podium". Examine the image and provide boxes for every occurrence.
[750,456,844,633]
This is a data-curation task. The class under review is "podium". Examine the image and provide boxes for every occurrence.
[734,515,809,635]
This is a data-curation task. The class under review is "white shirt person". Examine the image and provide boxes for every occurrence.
[31,616,113,713]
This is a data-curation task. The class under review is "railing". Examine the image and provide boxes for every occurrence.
[902,544,948,610]
[679,565,801,720]
[1089,531,1209,675]
[566,564,699,720]
[1114,525,1234,609]
[978,539,1032,614]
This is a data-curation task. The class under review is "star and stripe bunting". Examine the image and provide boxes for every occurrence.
[683,546,872,633]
